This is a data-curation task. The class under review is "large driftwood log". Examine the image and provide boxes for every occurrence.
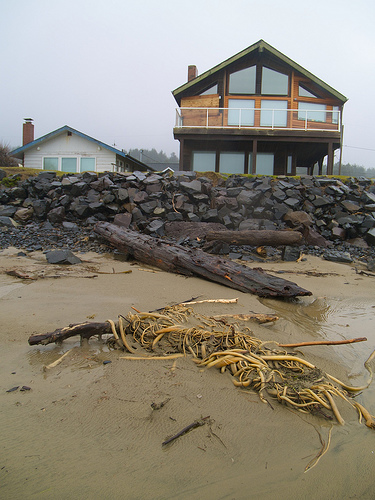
[94,222,311,298]
[28,322,112,346]
[206,229,303,246]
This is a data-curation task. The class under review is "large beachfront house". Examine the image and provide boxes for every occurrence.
[172,40,347,175]
[11,120,153,174]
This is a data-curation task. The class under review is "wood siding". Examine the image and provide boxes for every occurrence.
[23,133,116,173]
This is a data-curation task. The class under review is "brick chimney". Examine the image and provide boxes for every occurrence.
[188,65,198,82]
[23,118,34,146]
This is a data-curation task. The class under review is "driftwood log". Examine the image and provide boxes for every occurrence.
[28,321,112,346]
[94,222,311,298]
[206,229,303,246]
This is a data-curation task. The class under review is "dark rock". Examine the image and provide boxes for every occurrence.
[331,226,346,240]
[62,221,79,231]
[366,228,375,246]
[282,246,301,261]
[238,219,260,231]
[145,219,165,236]
[0,206,17,217]
[113,213,132,228]
[284,211,312,228]
[312,196,334,208]
[0,216,17,227]
[45,249,82,265]
[33,199,50,218]
[47,207,65,223]
[180,179,202,194]
[323,251,352,263]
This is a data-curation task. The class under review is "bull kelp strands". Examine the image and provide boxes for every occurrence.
[110,305,375,430]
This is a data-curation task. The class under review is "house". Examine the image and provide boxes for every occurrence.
[172,40,347,176]
[10,120,154,174]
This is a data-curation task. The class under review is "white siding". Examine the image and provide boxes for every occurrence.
[23,132,117,173]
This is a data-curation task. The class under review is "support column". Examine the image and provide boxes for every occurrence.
[215,150,220,173]
[179,139,184,171]
[327,141,334,175]
[252,139,257,174]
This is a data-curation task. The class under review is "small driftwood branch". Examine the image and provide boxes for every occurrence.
[162,416,210,446]
[43,348,73,371]
[279,337,367,348]
[180,298,238,305]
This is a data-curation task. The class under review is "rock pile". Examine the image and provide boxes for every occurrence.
[0,169,374,264]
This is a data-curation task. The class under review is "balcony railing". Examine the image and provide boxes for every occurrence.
[175,107,341,132]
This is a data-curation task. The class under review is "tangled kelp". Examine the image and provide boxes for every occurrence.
[112,305,375,428]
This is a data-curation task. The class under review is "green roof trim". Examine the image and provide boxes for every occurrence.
[172,39,348,104]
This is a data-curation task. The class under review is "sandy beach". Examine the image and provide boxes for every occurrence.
[1,247,375,499]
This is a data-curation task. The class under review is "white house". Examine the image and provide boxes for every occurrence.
[10,120,154,174]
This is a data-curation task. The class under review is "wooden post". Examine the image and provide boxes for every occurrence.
[327,141,334,175]
[179,139,184,171]
[252,139,257,174]
[215,150,220,173]
[339,124,344,175]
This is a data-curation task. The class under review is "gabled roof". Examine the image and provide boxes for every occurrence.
[10,125,155,171]
[172,39,348,104]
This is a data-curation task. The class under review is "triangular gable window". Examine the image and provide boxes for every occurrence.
[299,84,319,98]
[200,84,218,95]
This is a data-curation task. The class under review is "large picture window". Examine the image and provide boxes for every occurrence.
[43,157,58,170]
[80,158,96,172]
[260,100,288,127]
[298,102,326,122]
[61,157,77,173]
[255,153,274,175]
[192,151,216,172]
[228,99,255,126]
[219,152,245,174]
[229,66,256,94]
[261,67,288,95]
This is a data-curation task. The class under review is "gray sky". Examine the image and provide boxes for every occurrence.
[1,0,374,168]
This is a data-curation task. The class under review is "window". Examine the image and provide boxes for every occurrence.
[192,151,216,172]
[260,100,288,127]
[229,66,256,94]
[256,153,274,175]
[228,99,255,126]
[298,85,319,98]
[332,106,339,125]
[219,152,245,174]
[61,157,77,173]
[43,157,58,170]
[298,102,326,122]
[200,84,218,95]
[261,67,288,95]
[80,158,96,172]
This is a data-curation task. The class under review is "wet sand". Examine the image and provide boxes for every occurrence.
[1,248,375,499]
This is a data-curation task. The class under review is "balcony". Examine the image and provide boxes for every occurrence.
[175,106,341,133]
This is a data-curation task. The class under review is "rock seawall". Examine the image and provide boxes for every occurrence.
[0,170,375,263]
